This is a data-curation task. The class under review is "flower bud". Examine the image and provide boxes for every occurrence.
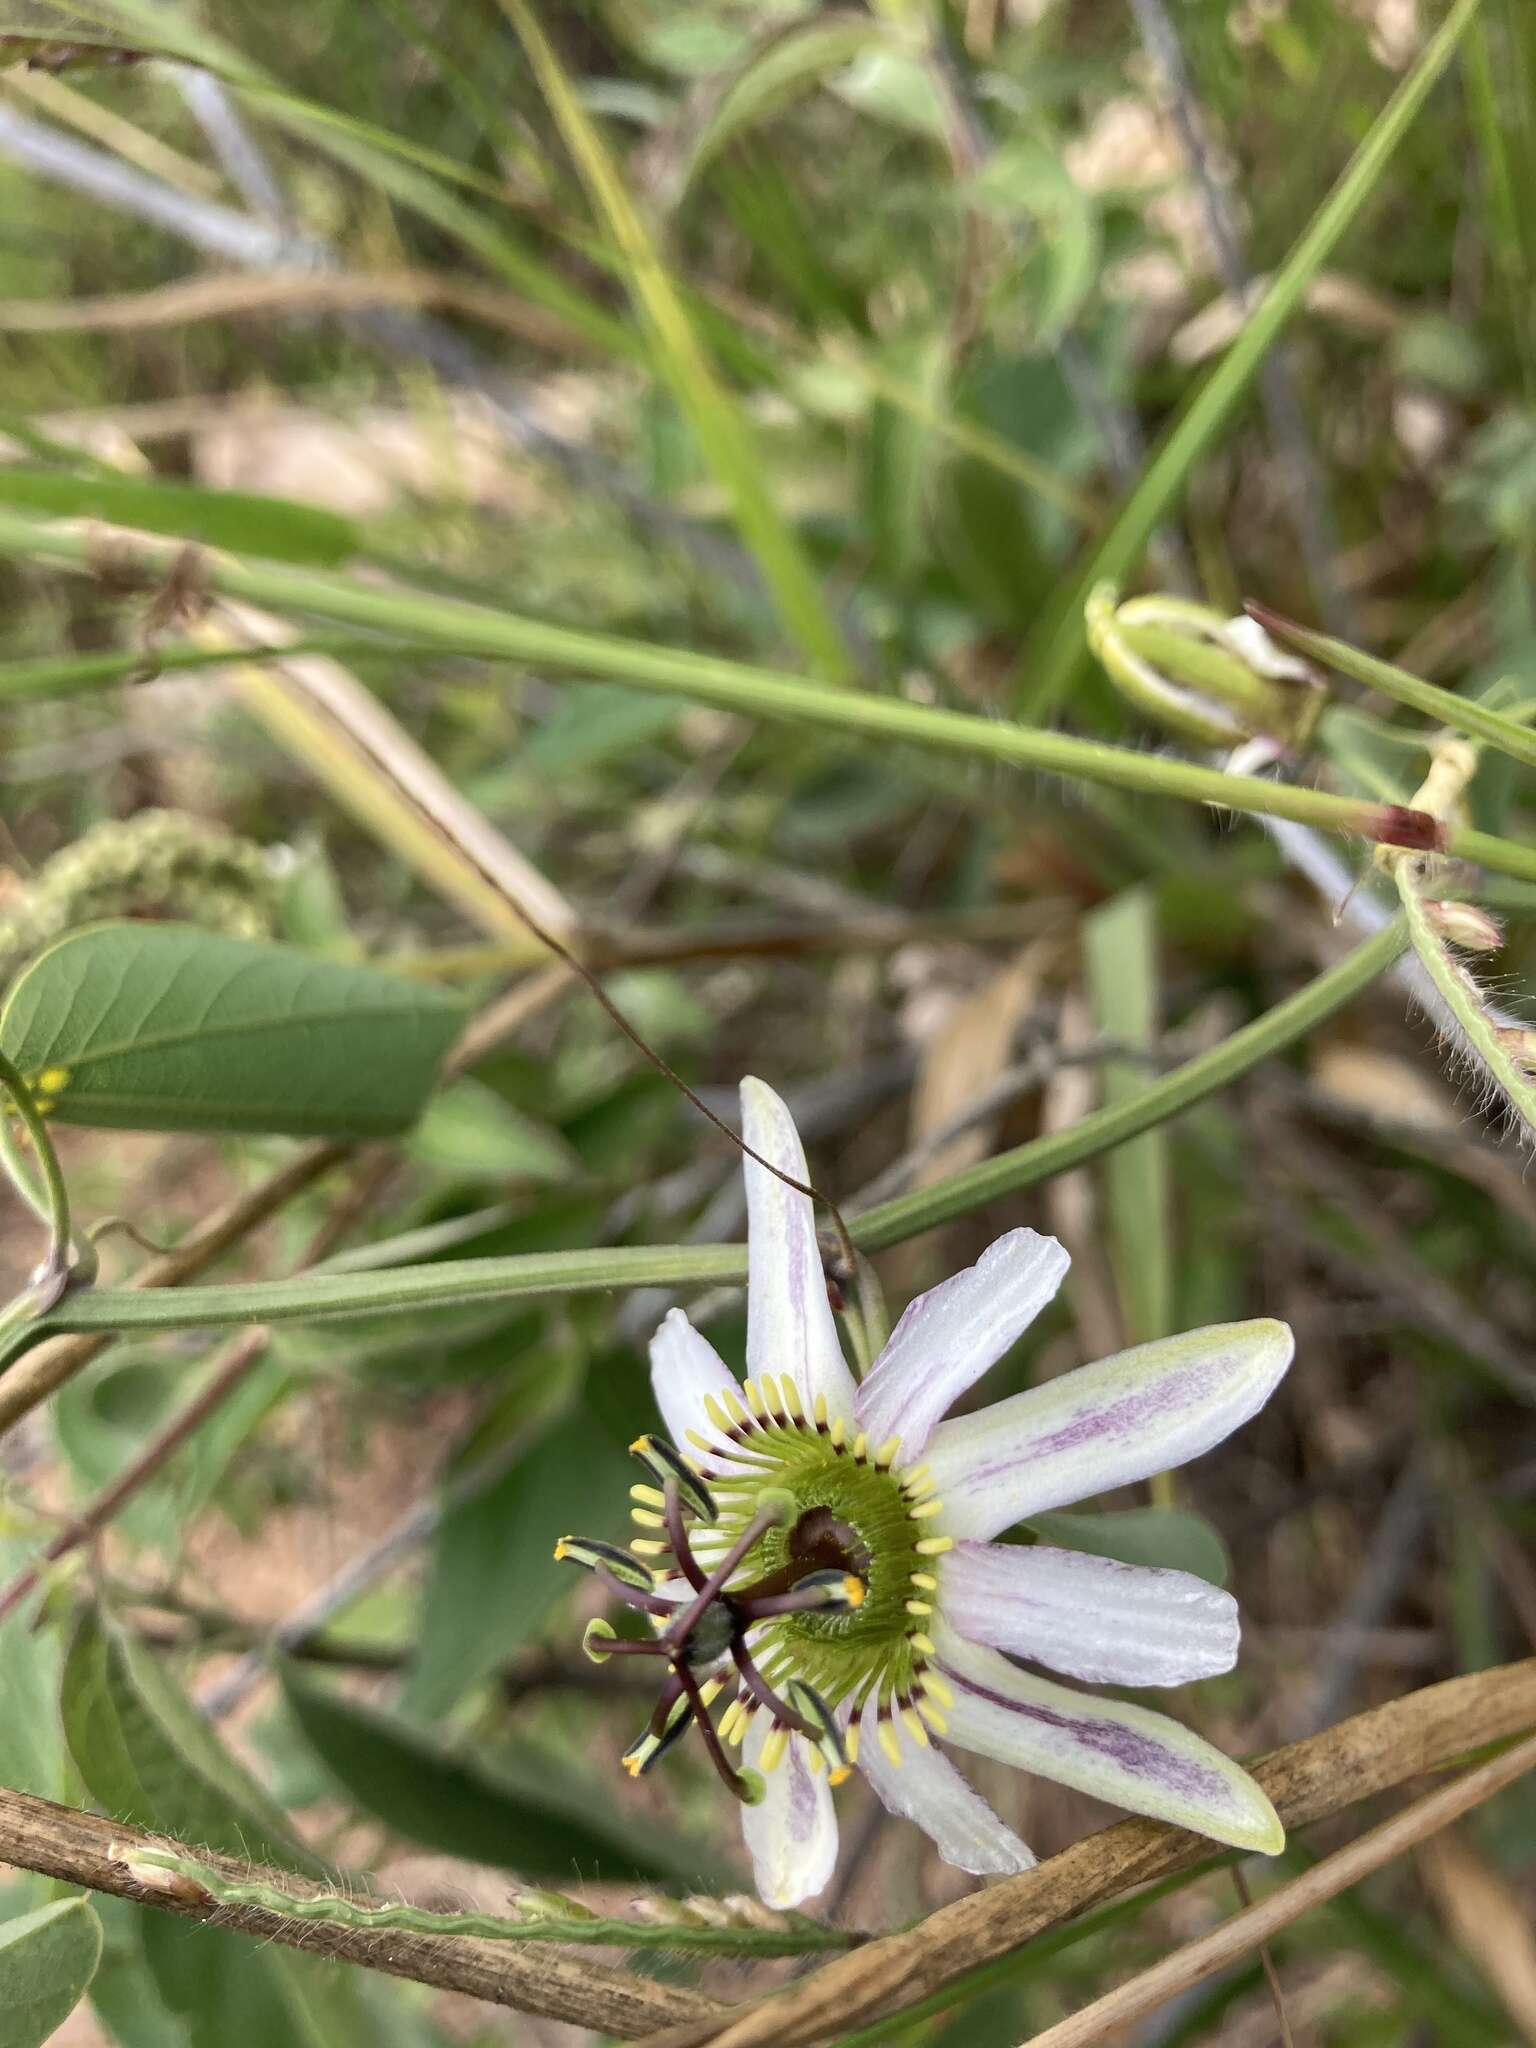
[1421,900,1503,953]
[1086,584,1326,749]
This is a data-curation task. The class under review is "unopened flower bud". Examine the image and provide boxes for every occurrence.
[1422,900,1503,953]
[1087,584,1326,750]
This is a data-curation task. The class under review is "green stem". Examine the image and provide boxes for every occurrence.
[127,1848,853,1955]
[0,514,1531,879]
[0,636,450,703]
[17,926,1403,1346]
[1395,864,1536,1139]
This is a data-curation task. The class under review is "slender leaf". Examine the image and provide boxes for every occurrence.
[681,15,896,190]
[1,923,464,1137]
[1084,887,1172,1345]
[403,1408,632,1717]
[0,471,355,567]
[0,1898,103,2048]
[281,1666,722,1885]
[500,0,852,681]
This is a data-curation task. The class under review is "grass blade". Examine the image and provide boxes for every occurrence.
[498,0,853,682]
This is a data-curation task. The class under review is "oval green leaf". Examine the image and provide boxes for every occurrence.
[0,1898,104,2048]
[2,923,465,1138]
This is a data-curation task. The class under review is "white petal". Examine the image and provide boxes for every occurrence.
[942,1541,1239,1688]
[934,1620,1283,1854]
[649,1307,737,1454]
[741,1077,856,1421]
[858,1691,1034,1877]
[739,1721,839,1908]
[854,1229,1069,1458]
[922,1320,1294,1540]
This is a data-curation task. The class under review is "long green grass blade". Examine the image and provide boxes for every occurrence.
[1016,0,1483,715]
[498,0,853,682]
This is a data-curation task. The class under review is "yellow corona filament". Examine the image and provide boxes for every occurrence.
[901,1708,930,1747]
[874,1436,901,1468]
[905,1599,932,1617]
[630,1539,667,1556]
[910,1632,936,1656]
[851,1432,868,1463]
[743,1378,766,1417]
[903,1463,931,1488]
[813,1392,829,1428]
[629,1484,666,1507]
[806,1746,825,1776]
[910,1572,938,1592]
[630,1509,664,1529]
[909,1498,946,1520]
[720,1388,749,1427]
[759,1727,790,1774]
[915,1535,954,1555]
[685,1428,716,1455]
[920,1672,956,1709]
[916,1700,949,1735]
[781,1378,803,1419]
[844,1724,860,1765]
[904,1477,937,1500]
[703,1395,732,1434]
[699,1677,724,1707]
[828,1418,846,1448]
[719,1701,747,1746]
[877,1719,903,1768]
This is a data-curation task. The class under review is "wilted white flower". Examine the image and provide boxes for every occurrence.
[559,1078,1290,1906]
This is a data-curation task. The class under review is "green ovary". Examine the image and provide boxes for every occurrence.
[697,1406,937,1711]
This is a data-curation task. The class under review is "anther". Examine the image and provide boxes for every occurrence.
[785,1678,852,1784]
[554,1536,657,1589]
[630,1435,717,1521]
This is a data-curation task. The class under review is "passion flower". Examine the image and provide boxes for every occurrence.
[558,1078,1290,1906]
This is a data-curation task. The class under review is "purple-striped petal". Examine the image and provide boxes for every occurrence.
[741,1077,857,1422]
[922,1320,1294,1540]
[854,1229,1070,1458]
[649,1307,738,1455]
[857,1691,1034,1876]
[739,1721,838,1908]
[942,1541,1239,1688]
[934,1621,1282,1853]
